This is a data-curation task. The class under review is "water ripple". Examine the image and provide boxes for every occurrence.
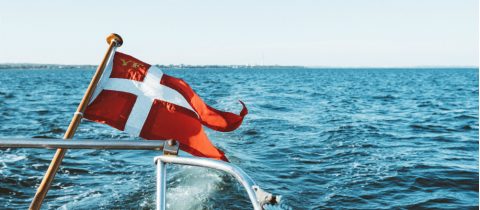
[0,68,478,209]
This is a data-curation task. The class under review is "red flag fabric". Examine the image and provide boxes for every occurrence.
[84,52,247,161]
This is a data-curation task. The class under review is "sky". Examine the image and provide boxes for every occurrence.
[0,0,478,67]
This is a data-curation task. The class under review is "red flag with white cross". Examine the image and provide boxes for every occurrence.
[84,52,247,161]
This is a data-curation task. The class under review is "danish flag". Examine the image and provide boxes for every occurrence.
[84,51,247,161]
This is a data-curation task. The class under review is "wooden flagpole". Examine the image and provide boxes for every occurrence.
[29,33,123,210]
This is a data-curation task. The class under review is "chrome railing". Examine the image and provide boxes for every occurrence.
[155,155,278,210]
[0,138,164,150]
[0,138,278,209]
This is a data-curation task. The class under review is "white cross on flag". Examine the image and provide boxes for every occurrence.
[84,51,247,161]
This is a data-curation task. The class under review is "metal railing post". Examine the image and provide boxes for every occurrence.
[156,159,167,210]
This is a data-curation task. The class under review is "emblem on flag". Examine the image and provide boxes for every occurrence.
[84,52,248,161]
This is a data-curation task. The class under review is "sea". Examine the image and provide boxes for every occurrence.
[0,67,478,209]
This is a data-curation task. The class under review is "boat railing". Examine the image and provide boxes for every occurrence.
[0,138,278,210]
[0,138,165,150]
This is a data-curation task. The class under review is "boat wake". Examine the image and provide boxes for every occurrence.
[166,165,222,209]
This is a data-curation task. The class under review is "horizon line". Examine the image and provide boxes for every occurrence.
[0,63,478,69]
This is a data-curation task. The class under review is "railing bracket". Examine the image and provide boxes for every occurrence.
[163,139,179,156]
[252,185,279,207]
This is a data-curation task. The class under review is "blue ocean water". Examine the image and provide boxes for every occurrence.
[0,68,478,209]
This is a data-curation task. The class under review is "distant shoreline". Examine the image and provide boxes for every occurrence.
[0,64,305,70]
[0,64,477,70]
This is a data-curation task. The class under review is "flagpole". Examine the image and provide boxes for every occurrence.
[29,33,123,210]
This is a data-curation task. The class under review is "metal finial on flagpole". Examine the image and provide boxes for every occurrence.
[107,33,123,47]
[29,33,123,210]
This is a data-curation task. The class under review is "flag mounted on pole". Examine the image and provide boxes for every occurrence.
[84,51,248,161]
[31,34,247,209]
[30,34,124,209]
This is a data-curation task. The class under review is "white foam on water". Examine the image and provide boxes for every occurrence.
[166,165,222,209]
[264,203,293,210]
[0,153,27,175]
[164,164,292,210]
[0,154,26,163]
[54,188,104,210]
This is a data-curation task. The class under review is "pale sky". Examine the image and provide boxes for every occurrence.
[0,0,478,67]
